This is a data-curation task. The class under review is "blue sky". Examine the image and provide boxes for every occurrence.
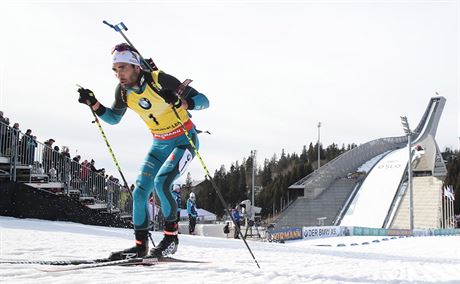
[1,0,458,184]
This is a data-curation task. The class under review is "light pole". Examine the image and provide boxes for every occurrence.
[250,150,257,237]
[400,116,414,231]
[317,122,321,170]
[250,150,256,208]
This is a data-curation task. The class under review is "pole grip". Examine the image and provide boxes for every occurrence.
[114,22,127,32]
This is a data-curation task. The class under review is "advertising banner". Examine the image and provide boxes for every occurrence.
[267,227,303,242]
[387,229,412,236]
[302,226,349,239]
[353,226,388,236]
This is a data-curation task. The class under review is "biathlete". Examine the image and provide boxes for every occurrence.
[77,43,209,259]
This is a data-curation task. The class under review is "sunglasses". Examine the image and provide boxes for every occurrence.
[111,43,138,54]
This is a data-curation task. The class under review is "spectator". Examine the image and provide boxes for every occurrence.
[232,205,242,239]
[42,138,55,172]
[5,122,19,156]
[72,155,81,163]
[2,117,11,155]
[89,159,105,174]
[60,146,71,182]
[61,146,71,159]
[223,222,230,237]
[80,160,90,179]
[88,159,105,196]
[107,175,120,206]
[70,155,81,188]
[107,175,115,209]
[0,111,6,124]
[52,146,60,179]
[187,192,198,235]
[26,135,37,165]
[79,159,90,195]
[19,129,32,164]
[8,123,20,161]
[107,175,119,185]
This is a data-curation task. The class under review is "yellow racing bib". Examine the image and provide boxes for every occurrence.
[126,71,191,136]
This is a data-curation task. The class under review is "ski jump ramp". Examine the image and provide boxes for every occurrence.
[340,96,446,227]
[284,96,447,229]
[340,147,408,227]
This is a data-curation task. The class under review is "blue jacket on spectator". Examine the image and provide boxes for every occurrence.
[187,193,198,218]
[172,190,181,212]
[232,209,241,222]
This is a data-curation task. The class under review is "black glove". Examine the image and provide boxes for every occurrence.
[78,88,98,107]
[159,89,182,108]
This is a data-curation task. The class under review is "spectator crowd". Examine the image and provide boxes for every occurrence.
[0,110,130,210]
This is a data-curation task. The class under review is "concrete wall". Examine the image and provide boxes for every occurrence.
[178,222,227,238]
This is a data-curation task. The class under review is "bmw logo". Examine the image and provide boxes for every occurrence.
[138,98,151,109]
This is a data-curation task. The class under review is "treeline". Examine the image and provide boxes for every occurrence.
[186,144,460,219]
[186,142,357,218]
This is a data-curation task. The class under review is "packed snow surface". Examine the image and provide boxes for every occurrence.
[1,217,459,283]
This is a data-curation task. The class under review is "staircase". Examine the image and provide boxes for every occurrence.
[275,178,360,228]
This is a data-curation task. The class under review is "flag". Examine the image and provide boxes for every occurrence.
[444,186,454,201]
[448,185,455,201]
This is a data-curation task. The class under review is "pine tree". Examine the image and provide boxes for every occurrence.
[300,145,308,163]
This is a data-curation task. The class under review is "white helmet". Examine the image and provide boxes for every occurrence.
[190,192,196,201]
[172,184,181,192]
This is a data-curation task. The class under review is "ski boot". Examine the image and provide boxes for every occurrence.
[149,221,179,259]
[108,230,149,260]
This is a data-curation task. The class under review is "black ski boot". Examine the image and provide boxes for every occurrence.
[109,230,149,260]
[149,221,179,259]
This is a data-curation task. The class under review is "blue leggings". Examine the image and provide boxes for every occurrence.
[132,128,198,230]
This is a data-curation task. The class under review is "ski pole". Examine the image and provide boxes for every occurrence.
[76,84,132,199]
[103,21,261,269]
[170,90,261,269]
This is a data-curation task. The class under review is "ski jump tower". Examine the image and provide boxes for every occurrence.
[276,96,447,229]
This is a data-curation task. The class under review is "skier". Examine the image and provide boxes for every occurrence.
[186,192,198,234]
[77,43,209,260]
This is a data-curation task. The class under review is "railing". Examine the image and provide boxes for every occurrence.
[289,137,408,196]
[269,196,298,225]
[0,121,132,215]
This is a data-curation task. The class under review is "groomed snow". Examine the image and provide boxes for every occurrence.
[1,216,459,283]
[341,147,409,227]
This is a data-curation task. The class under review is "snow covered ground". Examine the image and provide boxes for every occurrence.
[1,216,459,284]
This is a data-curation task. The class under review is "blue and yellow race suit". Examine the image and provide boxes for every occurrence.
[94,70,209,230]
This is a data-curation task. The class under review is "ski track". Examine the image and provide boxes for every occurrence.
[1,217,460,283]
